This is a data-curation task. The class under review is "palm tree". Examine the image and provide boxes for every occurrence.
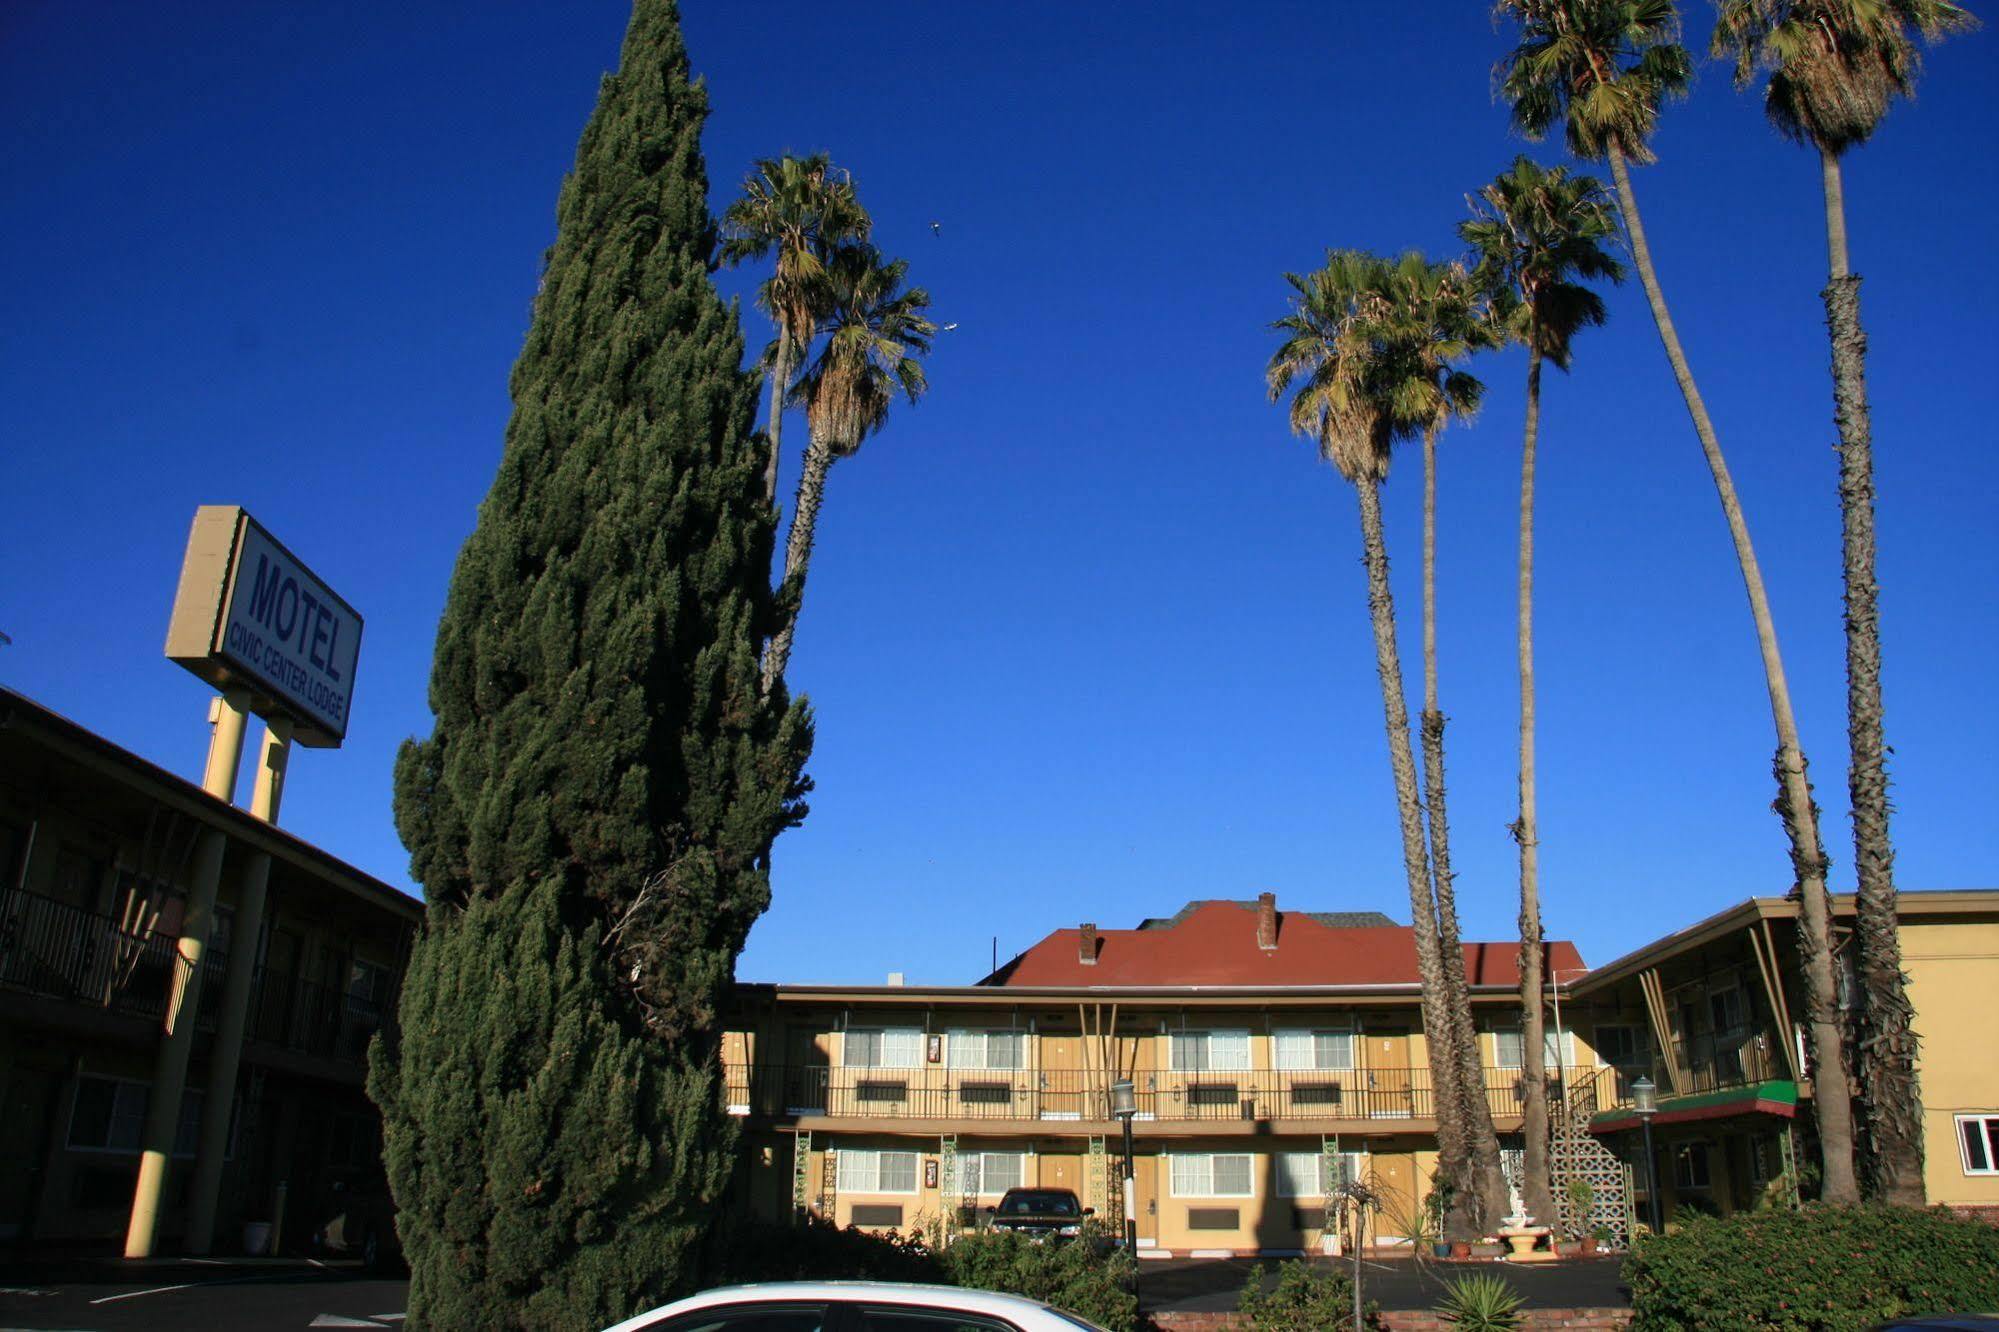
[1496,0,1860,1204]
[1712,0,1975,1210]
[1373,252,1512,1235]
[1267,251,1480,1238]
[760,243,934,694]
[720,154,871,507]
[1462,156,1624,1226]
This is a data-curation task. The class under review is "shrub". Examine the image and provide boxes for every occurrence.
[943,1226,1138,1332]
[1437,1272,1524,1330]
[1626,1204,1999,1331]
[707,1214,940,1286]
[1237,1258,1377,1331]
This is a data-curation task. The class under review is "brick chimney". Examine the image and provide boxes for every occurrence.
[1079,923,1099,965]
[1257,892,1278,951]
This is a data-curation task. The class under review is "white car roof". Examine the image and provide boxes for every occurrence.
[603,1280,1084,1332]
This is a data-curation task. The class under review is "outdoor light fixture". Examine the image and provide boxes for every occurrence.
[1630,1076,1663,1234]
[1109,1077,1140,1309]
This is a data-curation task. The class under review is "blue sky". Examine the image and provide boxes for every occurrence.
[3,2,1994,986]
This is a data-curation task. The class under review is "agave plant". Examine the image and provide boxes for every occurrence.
[1436,1272,1525,1331]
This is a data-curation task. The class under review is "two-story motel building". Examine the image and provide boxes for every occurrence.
[720,889,1999,1254]
[0,687,417,1253]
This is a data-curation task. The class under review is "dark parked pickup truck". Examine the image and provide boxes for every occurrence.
[986,1187,1093,1241]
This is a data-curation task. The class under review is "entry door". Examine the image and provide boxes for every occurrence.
[0,1067,58,1239]
[1039,1033,1082,1118]
[1370,1151,1417,1244]
[1367,1028,1413,1118]
[786,1027,828,1113]
[1134,1153,1160,1249]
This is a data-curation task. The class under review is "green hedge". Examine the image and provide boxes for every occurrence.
[1237,1258,1377,1331]
[1626,1205,1999,1331]
[944,1226,1138,1331]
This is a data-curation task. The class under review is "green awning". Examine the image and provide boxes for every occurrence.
[1590,1080,1798,1134]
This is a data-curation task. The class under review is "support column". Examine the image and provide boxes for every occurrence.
[123,826,226,1258]
[186,718,290,1254]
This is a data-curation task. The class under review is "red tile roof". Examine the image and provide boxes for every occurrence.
[984,900,1585,989]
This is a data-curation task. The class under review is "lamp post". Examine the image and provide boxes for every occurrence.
[1110,1077,1140,1312]
[1631,1076,1662,1235]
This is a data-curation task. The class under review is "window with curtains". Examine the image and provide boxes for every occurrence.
[1169,1152,1254,1197]
[958,1151,1027,1195]
[946,1030,1024,1070]
[837,1148,920,1193]
[1275,1150,1366,1197]
[1169,1030,1250,1072]
[845,1028,922,1069]
[1273,1028,1354,1071]
[1495,1025,1575,1070]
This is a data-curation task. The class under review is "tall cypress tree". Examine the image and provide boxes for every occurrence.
[369,2,811,1324]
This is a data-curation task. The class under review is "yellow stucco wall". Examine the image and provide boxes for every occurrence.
[1904,918,1999,1206]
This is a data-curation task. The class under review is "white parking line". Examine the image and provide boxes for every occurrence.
[90,1281,201,1305]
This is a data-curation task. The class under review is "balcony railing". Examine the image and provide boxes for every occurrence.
[0,886,188,1022]
[247,968,384,1064]
[0,888,386,1066]
[722,1063,1581,1123]
[1575,1029,1788,1114]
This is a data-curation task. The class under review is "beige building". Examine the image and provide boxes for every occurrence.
[1564,889,1999,1224]
[722,896,1599,1257]
[0,687,417,1254]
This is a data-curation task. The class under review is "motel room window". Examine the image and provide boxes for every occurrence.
[67,1076,148,1153]
[1275,1150,1366,1197]
[958,1151,1027,1196]
[1708,985,1750,1036]
[1169,1152,1254,1198]
[844,1028,922,1070]
[1273,1028,1355,1072]
[1958,1115,1999,1175]
[1673,1143,1713,1191]
[1494,1025,1574,1070]
[945,1030,1024,1071]
[836,1148,920,1194]
[1593,1024,1647,1067]
[1169,1030,1250,1073]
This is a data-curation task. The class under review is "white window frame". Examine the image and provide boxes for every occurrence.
[1494,1024,1574,1071]
[1274,1150,1367,1197]
[836,1147,921,1194]
[1273,1027,1355,1072]
[1169,1029,1250,1073]
[946,1029,1024,1071]
[844,1027,922,1070]
[1956,1114,1999,1176]
[65,1075,208,1158]
[1168,1152,1254,1198]
[959,1150,1029,1196]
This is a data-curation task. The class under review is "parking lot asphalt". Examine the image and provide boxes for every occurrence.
[0,1253,1628,1328]
[0,1257,407,1331]
[1138,1253,1632,1313]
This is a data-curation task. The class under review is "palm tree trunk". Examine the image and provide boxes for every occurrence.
[1354,475,1472,1239]
[1821,146,1923,1204]
[1606,136,1859,1205]
[1418,421,1509,1234]
[1515,344,1555,1227]
[763,339,792,508]
[760,425,834,695]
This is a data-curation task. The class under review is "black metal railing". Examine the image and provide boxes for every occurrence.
[246,968,384,1063]
[0,886,182,1021]
[723,1064,1554,1123]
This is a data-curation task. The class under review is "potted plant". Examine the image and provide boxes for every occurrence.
[1470,1235,1507,1258]
[1553,1234,1581,1258]
[1565,1178,1594,1252]
[1590,1223,1613,1254]
[1424,1181,1455,1259]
